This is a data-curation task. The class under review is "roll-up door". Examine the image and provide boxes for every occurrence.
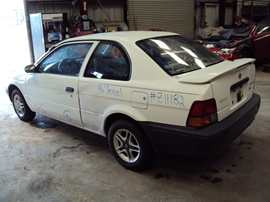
[128,0,194,38]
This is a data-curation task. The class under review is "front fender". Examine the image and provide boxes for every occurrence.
[7,74,27,101]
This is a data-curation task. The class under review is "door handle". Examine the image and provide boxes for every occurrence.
[65,87,74,92]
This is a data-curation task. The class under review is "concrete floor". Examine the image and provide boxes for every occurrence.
[0,65,270,201]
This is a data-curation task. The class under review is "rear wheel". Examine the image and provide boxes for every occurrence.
[108,120,154,171]
[11,89,35,122]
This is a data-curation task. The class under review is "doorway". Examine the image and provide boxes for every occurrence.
[205,4,219,27]
[0,0,30,103]
[0,0,30,74]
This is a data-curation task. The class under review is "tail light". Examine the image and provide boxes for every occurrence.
[187,99,217,128]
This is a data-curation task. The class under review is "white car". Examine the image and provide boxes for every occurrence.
[6,31,261,170]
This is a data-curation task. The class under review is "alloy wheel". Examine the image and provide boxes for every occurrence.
[113,129,141,163]
[14,94,25,117]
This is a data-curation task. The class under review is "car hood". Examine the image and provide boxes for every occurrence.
[218,27,253,39]
[202,26,254,49]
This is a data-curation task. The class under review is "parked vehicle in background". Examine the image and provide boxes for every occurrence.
[201,17,270,61]
[47,31,63,42]
[6,31,260,170]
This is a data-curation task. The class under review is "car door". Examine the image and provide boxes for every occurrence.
[26,42,93,126]
[253,19,270,60]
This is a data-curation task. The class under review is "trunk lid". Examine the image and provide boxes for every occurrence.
[178,58,256,121]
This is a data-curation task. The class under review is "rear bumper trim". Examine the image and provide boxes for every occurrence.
[139,93,261,157]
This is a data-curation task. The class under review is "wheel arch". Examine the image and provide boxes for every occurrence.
[104,113,143,137]
[8,84,33,112]
[8,85,21,101]
[10,85,36,122]
[235,44,253,57]
[103,112,155,149]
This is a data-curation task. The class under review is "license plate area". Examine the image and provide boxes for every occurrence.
[230,77,249,105]
[231,87,243,105]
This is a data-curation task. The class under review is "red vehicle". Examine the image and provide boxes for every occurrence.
[202,18,270,61]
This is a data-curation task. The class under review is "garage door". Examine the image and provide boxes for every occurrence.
[128,0,194,38]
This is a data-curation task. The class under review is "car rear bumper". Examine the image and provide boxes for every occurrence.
[139,93,261,157]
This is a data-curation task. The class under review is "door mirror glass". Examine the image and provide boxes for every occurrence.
[25,64,36,73]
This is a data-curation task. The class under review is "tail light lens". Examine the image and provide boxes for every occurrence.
[187,99,217,128]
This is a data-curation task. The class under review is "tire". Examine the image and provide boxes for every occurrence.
[11,89,36,122]
[263,64,270,72]
[108,120,154,171]
[240,49,251,58]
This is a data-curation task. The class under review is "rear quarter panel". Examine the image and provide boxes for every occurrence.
[79,77,214,136]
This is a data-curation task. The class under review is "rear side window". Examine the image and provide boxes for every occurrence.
[137,35,224,76]
[84,41,130,80]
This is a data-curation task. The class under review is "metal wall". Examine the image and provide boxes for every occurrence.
[27,3,124,22]
[27,4,78,17]
[128,0,194,38]
[195,0,236,34]
[239,0,270,21]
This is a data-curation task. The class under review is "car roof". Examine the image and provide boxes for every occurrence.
[63,31,179,44]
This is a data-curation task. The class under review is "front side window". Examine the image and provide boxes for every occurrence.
[38,43,92,76]
[84,41,130,80]
[137,35,224,76]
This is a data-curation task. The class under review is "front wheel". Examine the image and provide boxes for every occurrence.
[11,89,36,122]
[108,120,154,171]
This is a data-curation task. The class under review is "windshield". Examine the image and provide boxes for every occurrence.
[136,35,224,76]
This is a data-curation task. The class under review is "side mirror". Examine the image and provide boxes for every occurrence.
[25,64,36,73]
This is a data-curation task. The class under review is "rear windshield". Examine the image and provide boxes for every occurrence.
[136,35,224,76]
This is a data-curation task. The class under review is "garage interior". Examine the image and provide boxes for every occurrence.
[1,0,270,201]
